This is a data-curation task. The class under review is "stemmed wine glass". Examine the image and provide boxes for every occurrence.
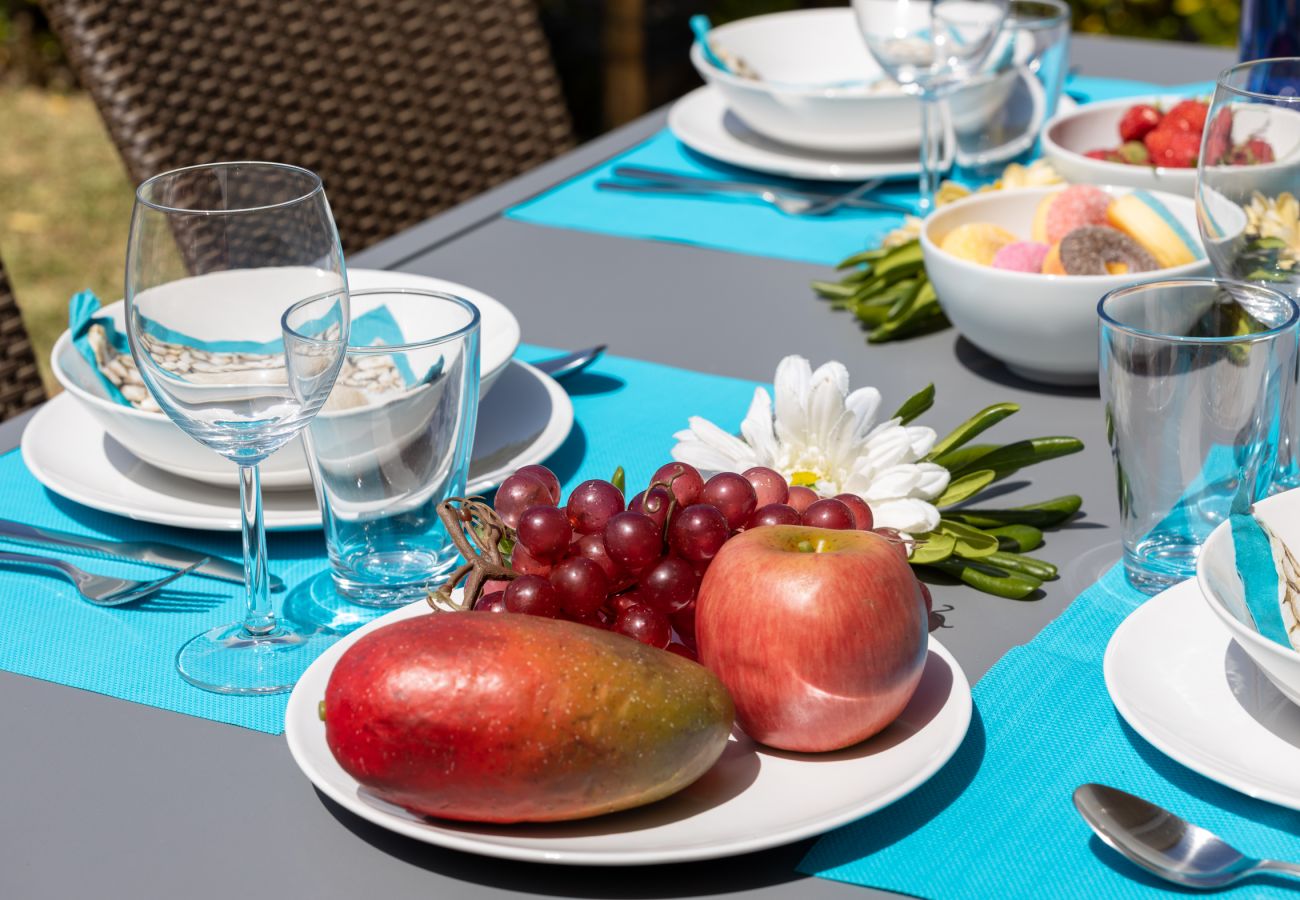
[1195,58,1300,487]
[125,161,350,694]
[853,0,1009,211]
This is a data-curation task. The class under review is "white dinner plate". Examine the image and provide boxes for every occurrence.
[667,84,1075,183]
[21,360,573,532]
[1105,578,1300,810]
[284,600,972,866]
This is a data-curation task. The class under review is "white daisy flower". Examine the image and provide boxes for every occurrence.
[671,356,950,534]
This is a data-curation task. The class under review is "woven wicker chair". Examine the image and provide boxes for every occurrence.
[0,256,49,421]
[43,0,575,253]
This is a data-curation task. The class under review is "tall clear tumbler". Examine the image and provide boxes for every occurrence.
[302,288,481,613]
[1099,278,1299,594]
[125,161,349,694]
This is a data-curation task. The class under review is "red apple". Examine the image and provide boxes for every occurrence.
[695,525,927,752]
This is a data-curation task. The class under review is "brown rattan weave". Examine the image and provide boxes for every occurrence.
[0,256,48,421]
[43,0,575,253]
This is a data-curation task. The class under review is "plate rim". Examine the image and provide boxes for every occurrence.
[284,603,973,866]
[20,359,574,533]
[1103,578,1300,811]
[667,83,1075,183]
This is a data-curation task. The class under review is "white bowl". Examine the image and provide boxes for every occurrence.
[51,269,520,490]
[690,9,921,153]
[1198,488,1300,709]
[919,185,1211,385]
[1043,94,1300,198]
[691,9,1047,156]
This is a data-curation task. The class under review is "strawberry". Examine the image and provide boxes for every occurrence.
[1144,128,1200,167]
[1119,104,1162,142]
[1162,99,1210,134]
[1227,137,1278,165]
[1204,107,1233,165]
[1085,148,1121,162]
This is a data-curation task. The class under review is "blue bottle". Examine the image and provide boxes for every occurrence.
[1239,0,1300,61]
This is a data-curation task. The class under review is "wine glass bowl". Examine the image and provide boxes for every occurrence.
[125,161,349,694]
[1196,58,1300,488]
[852,0,1009,209]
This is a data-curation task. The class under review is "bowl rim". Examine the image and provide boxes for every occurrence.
[1041,94,1205,179]
[52,294,511,420]
[690,8,895,100]
[1196,514,1300,666]
[918,184,1208,284]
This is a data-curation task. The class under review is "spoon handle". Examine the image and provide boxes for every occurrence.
[1258,859,1300,880]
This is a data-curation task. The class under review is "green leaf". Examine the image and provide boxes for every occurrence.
[985,550,1058,580]
[908,531,957,564]
[988,524,1043,553]
[936,469,996,507]
[811,280,857,300]
[925,403,1020,461]
[949,437,1084,480]
[924,558,1042,599]
[874,240,923,277]
[835,246,892,270]
[611,466,626,495]
[938,519,1000,558]
[931,443,997,473]
[891,383,935,425]
[945,495,1083,529]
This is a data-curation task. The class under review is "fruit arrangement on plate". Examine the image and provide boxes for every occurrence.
[318,461,935,824]
[939,184,1202,277]
[1085,99,1276,168]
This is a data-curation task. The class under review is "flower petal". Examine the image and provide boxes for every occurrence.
[672,440,748,475]
[904,426,938,460]
[861,464,923,502]
[872,497,941,533]
[844,387,883,441]
[773,356,812,440]
[682,416,761,469]
[739,387,778,465]
[914,462,951,499]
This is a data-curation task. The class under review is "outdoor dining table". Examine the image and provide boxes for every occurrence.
[0,34,1240,900]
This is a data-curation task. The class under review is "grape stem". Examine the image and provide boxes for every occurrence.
[427,497,523,612]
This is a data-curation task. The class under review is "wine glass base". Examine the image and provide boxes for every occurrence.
[176,620,338,695]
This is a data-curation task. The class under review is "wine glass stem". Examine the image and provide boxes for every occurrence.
[238,462,275,636]
[917,91,944,213]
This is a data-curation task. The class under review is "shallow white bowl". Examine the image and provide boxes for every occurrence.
[690,9,921,153]
[51,269,520,490]
[919,185,1211,385]
[1043,94,1300,198]
[1198,488,1300,709]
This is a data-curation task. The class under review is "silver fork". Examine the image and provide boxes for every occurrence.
[0,550,207,606]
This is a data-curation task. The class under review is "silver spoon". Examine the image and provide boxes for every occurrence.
[1073,783,1300,889]
[532,345,606,380]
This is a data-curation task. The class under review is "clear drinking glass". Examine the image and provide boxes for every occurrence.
[948,0,1070,175]
[1099,278,1299,594]
[1196,58,1300,485]
[125,161,349,694]
[299,288,480,620]
[852,0,1009,210]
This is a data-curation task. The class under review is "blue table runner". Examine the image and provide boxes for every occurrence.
[0,346,760,734]
[505,76,1214,267]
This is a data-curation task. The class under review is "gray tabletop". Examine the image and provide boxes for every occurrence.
[0,35,1235,900]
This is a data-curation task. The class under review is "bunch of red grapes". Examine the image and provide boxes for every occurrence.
[474,461,900,658]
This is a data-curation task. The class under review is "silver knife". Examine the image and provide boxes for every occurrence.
[0,518,283,591]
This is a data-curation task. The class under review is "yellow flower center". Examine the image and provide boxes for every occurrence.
[789,470,820,487]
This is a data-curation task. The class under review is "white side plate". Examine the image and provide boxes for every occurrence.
[21,360,573,532]
[1105,578,1300,810]
[284,601,972,866]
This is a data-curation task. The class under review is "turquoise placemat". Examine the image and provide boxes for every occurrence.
[801,564,1300,898]
[505,76,1214,266]
[0,346,760,734]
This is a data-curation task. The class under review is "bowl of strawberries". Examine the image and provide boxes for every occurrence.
[1041,95,1300,196]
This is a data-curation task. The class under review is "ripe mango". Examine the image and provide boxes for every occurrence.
[322,612,734,823]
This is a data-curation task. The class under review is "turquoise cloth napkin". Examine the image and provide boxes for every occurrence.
[800,563,1300,898]
[0,345,760,733]
[505,77,1215,266]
